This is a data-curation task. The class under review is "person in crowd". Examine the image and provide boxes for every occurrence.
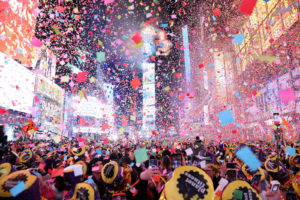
[0,135,298,200]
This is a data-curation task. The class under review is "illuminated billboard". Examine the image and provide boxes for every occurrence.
[72,96,112,118]
[31,46,57,80]
[142,62,155,134]
[71,95,114,134]
[214,51,227,103]
[282,0,298,31]
[0,52,35,113]
[35,75,64,134]
[182,25,191,83]
[36,75,64,105]
[0,0,39,67]
[278,73,296,114]
[234,0,298,68]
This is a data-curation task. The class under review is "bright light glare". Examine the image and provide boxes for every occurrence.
[112,134,118,141]
[141,26,156,41]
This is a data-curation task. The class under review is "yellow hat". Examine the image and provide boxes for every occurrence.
[221,180,262,200]
[76,161,87,176]
[160,166,214,200]
[72,147,85,157]
[0,163,13,180]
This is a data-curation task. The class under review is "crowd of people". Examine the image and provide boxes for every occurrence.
[0,135,299,200]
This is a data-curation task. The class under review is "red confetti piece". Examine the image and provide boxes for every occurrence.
[239,0,257,15]
[76,71,88,83]
[174,73,181,78]
[130,77,141,90]
[213,8,221,16]
[131,32,143,44]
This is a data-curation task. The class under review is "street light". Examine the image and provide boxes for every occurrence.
[273,113,280,148]
[273,113,281,172]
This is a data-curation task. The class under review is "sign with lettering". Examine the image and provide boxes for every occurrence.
[163,166,214,200]
[221,180,262,200]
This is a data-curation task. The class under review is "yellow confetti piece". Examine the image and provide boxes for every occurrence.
[90,77,96,83]
[73,7,79,13]
[170,21,174,27]
[164,86,170,91]
[130,115,136,121]
[53,27,61,35]
[78,90,84,99]
[135,41,144,48]
[119,127,124,133]
[61,75,69,82]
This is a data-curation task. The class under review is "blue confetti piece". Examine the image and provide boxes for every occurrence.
[285,147,296,156]
[236,146,261,171]
[209,82,215,88]
[88,177,94,184]
[10,181,27,197]
[218,109,234,126]
[96,149,102,155]
[233,34,245,44]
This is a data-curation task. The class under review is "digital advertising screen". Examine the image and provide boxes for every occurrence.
[0,52,35,114]
[0,0,39,67]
